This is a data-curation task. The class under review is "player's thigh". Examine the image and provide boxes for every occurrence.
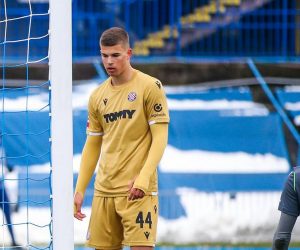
[116,195,158,247]
[86,196,123,249]
[279,173,300,216]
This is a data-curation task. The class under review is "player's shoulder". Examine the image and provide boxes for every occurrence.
[136,70,163,91]
[90,78,110,99]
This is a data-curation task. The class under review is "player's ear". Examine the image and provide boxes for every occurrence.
[127,48,132,59]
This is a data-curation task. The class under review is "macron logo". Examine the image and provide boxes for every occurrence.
[103,109,136,123]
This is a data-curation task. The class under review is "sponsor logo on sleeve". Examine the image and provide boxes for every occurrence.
[151,103,167,118]
[154,103,162,112]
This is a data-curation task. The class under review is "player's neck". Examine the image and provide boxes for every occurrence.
[111,66,135,86]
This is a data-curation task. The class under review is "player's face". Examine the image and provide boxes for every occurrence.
[100,44,132,77]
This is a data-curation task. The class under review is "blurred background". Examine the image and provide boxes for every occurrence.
[1,0,300,248]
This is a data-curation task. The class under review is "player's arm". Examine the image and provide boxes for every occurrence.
[129,123,168,200]
[74,135,102,220]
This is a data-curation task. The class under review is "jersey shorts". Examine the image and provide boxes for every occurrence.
[278,168,300,217]
[86,195,158,249]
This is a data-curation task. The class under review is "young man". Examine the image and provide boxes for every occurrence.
[74,27,169,250]
[272,167,300,250]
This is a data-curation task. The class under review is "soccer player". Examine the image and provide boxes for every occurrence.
[272,167,300,250]
[74,27,169,250]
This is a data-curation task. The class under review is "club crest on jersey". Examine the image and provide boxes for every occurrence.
[128,92,137,102]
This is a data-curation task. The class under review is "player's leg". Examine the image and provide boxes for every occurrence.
[116,195,158,249]
[273,170,300,249]
[1,186,17,246]
[86,196,123,249]
[272,212,297,250]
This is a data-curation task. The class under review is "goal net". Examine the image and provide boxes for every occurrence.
[0,0,73,249]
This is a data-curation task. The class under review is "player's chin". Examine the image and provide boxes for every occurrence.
[105,68,118,76]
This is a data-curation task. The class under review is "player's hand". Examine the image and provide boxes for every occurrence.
[128,179,145,200]
[128,187,145,200]
[74,192,86,221]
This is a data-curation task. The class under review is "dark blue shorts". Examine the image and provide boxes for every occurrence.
[278,168,300,217]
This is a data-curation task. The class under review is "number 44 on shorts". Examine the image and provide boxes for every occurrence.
[136,211,152,229]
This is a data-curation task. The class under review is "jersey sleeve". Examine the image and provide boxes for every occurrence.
[145,79,170,125]
[86,94,103,136]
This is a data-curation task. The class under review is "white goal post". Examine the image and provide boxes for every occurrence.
[49,0,74,249]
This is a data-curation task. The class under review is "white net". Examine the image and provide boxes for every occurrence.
[0,0,52,249]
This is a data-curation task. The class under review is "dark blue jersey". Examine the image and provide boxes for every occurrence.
[278,168,300,217]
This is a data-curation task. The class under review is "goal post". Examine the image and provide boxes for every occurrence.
[49,0,74,249]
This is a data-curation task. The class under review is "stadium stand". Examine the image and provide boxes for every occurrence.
[2,0,298,58]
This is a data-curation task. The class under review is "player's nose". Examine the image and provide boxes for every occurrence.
[107,56,114,64]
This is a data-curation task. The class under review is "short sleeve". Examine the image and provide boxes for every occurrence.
[86,94,103,136]
[145,80,170,125]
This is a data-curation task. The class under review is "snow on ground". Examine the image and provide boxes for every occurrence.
[167,99,268,114]
[157,189,282,244]
[160,146,289,173]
